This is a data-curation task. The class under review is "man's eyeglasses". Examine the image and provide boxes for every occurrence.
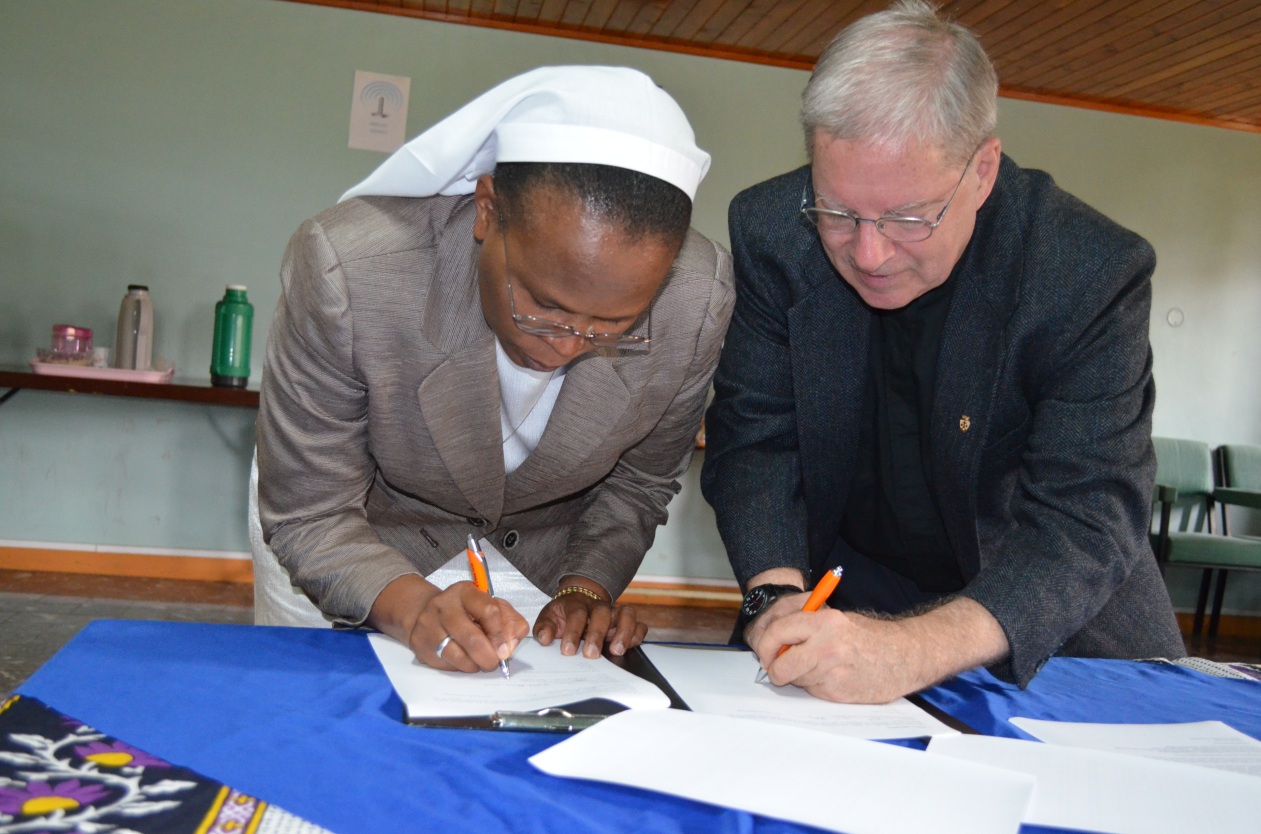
[502,235,652,350]
[800,153,975,243]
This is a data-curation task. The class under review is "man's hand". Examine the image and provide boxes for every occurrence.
[367,574,529,673]
[752,596,1010,703]
[534,575,648,658]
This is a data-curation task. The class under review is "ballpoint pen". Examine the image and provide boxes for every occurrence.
[467,533,511,679]
[755,565,843,683]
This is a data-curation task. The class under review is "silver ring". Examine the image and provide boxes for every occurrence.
[435,636,453,659]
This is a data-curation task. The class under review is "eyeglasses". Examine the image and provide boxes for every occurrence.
[501,235,652,350]
[800,153,975,243]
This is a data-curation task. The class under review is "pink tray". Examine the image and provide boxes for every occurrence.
[29,360,175,384]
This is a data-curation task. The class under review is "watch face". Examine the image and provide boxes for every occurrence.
[741,586,774,618]
[741,584,802,621]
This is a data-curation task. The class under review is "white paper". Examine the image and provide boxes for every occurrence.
[348,70,410,152]
[928,733,1261,834]
[1011,717,1261,778]
[640,643,959,740]
[531,709,1031,834]
[368,634,670,719]
[424,539,552,625]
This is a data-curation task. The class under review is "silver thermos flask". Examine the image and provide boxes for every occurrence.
[113,284,154,371]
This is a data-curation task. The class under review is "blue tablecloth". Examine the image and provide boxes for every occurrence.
[920,656,1261,740]
[18,620,1261,834]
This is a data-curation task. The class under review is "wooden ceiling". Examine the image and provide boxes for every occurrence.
[286,1,1261,133]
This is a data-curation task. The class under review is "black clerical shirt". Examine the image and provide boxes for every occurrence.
[840,275,965,594]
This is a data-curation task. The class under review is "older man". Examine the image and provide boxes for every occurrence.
[702,0,1183,704]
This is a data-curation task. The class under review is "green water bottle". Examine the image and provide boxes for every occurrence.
[210,284,254,388]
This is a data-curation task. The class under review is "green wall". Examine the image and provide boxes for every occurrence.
[3,0,1260,613]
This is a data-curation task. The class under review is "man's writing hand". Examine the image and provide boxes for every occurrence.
[753,597,1009,703]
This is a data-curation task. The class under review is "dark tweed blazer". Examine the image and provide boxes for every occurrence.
[702,155,1184,685]
[258,194,733,624]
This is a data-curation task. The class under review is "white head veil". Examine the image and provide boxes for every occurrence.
[340,65,710,203]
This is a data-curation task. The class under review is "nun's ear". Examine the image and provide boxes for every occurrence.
[472,174,498,243]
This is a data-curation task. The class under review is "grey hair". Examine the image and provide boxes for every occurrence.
[801,0,997,165]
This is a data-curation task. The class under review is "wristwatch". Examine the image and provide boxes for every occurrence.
[733,583,803,641]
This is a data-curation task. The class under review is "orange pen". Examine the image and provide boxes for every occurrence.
[755,565,843,683]
[799,565,844,616]
[466,534,510,678]
[466,534,491,594]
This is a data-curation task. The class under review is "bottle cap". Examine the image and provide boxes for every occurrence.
[226,284,248,291]
[127,284,149,292]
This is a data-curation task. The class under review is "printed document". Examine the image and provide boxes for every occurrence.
[1010,717,1261,778]
[368,634,670,720]
[641,643,959,739]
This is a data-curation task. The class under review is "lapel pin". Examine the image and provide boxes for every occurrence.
[959,415,971,432]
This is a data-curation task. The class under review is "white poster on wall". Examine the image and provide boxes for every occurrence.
[349,70,410,153]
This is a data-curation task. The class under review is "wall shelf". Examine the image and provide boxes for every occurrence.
[0,366,259,408]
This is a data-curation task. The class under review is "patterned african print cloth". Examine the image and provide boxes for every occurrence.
[0,694,331,834]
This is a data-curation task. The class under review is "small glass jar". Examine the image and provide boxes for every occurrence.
[52,324,93,355]
[39,324,94,364]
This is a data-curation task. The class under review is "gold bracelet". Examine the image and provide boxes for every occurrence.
[553,585,607,604]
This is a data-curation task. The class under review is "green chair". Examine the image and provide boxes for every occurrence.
[1204,443,1261,634]
[1150,437,1261,636]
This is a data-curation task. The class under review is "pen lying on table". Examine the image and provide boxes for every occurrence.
[467,533,511,679]
[755,566,843,684]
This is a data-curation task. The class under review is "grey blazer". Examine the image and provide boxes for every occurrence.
[258,194,734,624]
[702,156,1184,685]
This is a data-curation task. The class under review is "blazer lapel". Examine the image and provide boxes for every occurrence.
[415,199,506,523]
[503,353,631,509]
[930,177,1022,576]
[417,348,506,523]
[791,249,871,570]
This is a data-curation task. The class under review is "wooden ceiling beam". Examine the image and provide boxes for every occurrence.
[275,0,1261,132]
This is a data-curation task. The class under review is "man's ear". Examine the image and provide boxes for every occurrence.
[973,137,1002,208]
[472,174,496,243]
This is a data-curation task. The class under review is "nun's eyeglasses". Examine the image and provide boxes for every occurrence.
[502,236,652,350]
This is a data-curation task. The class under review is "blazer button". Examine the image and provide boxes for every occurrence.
[502,529,520,550]
[467,517,488,527]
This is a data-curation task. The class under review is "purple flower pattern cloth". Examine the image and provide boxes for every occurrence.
[0,695,330,834]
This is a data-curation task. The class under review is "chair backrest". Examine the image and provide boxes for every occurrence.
[1220,443,1261,491]
[1151,436,1214,496]
[1151,436,1215,534]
